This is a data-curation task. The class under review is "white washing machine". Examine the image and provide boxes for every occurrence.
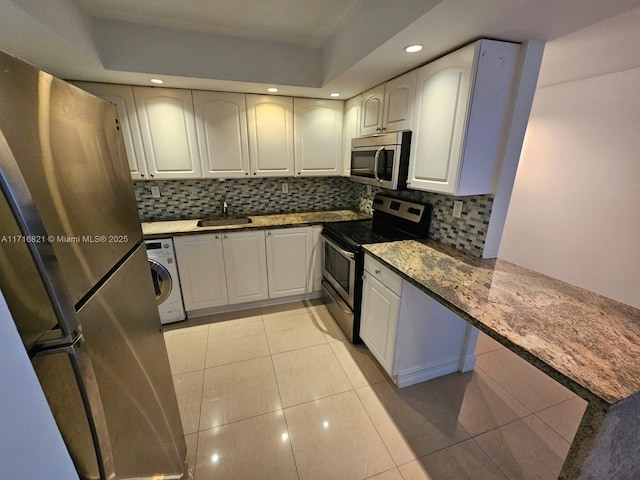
[145,238,185,324]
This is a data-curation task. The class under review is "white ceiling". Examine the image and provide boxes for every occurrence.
[1,0,640,98]
[75,0,362,47]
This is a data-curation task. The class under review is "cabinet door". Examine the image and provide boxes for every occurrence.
[222,230,269,304]
[360,273,400,375]
[193,91,250,178]
[407,44,475,194]
[342,95,362,176]
[293,99,343,177]
[75,82,148,180]
[174,234,228,310]
[265,227,312,298]
[310,225,323,292]
[383,70,416,133]
[360,85,385,136]
[133,87,202,179]
[246,95,294,177]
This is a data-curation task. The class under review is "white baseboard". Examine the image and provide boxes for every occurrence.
[459,354,477,373]
[394,356,476,388]
[186,291,322,318]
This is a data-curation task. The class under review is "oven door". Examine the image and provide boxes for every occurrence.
[321,234,356,309]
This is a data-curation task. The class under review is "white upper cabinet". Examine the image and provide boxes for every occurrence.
[360,84,385,136]
[360,71,416,136]
[382,71,417,133]
[293,98,343,177]
[74,82,148,180]
[408,40,519,195]
[193,91,250,178]
[133,87,202,179]
[246,95,295,177]
[342,95,362,176]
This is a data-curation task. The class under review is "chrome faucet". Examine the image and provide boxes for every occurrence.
[221,195,228,217]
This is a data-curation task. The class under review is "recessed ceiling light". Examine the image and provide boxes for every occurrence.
[330,93,340,97]
[267,87,279,93]
[149,78,164,84]
[404,44,423,53]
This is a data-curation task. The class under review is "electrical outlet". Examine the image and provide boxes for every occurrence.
[281,182,289,194]
[452,200,463,218]
[366,185,372,196]
[150,186,161,198]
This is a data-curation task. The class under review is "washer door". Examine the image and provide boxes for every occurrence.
[149,259,172,305]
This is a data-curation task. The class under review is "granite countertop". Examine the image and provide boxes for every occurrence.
[141,209,370,237]
[363,240,640,406]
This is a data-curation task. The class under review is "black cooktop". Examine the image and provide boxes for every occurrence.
[323,219,418,249]
[323,194,432,250]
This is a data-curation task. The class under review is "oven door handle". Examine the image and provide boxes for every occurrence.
[322,279,353,315]
[322,235,355,260]
[373,146,385,184]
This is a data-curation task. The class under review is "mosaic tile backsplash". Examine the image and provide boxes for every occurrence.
[135,177,493,257]
[353,184,494,256]
[134,177,357,220]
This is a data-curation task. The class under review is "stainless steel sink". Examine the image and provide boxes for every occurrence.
[197,215,252,227]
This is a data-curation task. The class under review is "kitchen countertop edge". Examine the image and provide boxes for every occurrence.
[363,240,640,407]
[141,209,371,238]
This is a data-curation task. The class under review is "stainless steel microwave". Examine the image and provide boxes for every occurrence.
[349,131,411,190]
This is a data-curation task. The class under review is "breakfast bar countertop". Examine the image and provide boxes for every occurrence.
[363,240,640,406]
[141,209,371,238]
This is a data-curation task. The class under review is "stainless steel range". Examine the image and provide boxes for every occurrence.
[321,193,432,343]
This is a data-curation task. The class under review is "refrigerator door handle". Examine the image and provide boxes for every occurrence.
[34,333,117,480]
[0,128,81,340]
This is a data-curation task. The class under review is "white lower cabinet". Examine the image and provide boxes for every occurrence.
[360,272,401,374]
[174,230,268,310]
[175,227,317,313]
[221,230,269,304]
[360,254,479,387]
[265,227,312,298]
[173,234,228,310]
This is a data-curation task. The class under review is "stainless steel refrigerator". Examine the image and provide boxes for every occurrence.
[0,51,186,479]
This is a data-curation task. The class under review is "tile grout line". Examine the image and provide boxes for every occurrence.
[477,360,580,418]
[470,412,571,480]
[467,437,511,480]
[351,379,406,472]
[190,314,215,480]
[263,313,302,480]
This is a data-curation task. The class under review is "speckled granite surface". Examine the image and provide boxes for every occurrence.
[363,240,640,405]
[142,210,370,238]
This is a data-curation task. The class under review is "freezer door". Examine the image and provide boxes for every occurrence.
[33,337,114,480]
[0,51,142,304]
[77,243,186,478]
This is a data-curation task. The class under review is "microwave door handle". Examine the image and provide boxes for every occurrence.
[373,146,385,184]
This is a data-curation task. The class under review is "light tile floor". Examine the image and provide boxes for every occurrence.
[163,299,587,480]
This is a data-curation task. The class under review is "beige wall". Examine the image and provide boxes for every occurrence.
[499,67,640,308]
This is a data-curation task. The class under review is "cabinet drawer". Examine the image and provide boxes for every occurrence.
[364,254,402,295]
